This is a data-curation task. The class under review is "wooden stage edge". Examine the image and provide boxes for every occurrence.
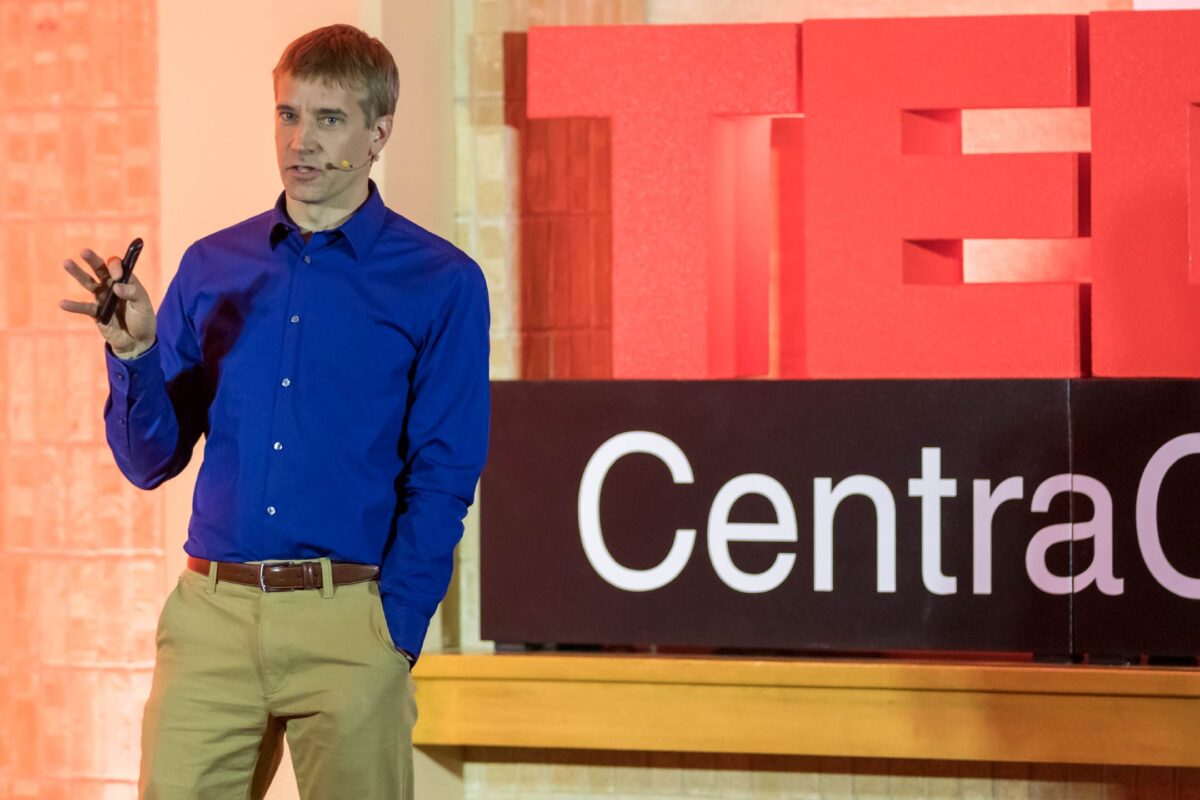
[411,653,1200,766]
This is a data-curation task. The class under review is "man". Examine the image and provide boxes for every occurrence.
[58,24,489,799]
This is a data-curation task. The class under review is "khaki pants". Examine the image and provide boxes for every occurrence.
[139,561,417,799]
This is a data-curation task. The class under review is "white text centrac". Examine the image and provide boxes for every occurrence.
[577,431,1200,599]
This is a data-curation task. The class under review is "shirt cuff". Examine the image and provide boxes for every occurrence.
[379,594,432,664]
[105,339,161,401]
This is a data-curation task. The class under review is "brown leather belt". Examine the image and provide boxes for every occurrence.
[187,557,379,592]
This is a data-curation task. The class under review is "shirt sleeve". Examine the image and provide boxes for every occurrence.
[104,253,207,490]
[379,258,491,660]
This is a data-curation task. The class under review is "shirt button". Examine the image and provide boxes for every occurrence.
[281,378,291,387]
[273,441,283,451]
[303,256,312,264]
[290,315,300,323]
[266,506,276,516]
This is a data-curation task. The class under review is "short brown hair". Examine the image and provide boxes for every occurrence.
[273,24,399,125]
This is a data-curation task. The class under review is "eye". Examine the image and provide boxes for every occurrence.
[320,116,341,127]
[278,111,296,123]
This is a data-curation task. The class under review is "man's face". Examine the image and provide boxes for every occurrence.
[274,73,389,218]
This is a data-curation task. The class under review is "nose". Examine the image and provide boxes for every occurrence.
[289,120,317,153]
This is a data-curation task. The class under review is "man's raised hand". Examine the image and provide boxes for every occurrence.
[59,248,157,359]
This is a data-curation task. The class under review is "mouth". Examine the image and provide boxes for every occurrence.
[288,165,322,177]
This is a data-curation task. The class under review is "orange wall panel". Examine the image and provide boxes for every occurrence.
[0,1,162,798]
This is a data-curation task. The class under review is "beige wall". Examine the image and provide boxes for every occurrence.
[156,0,390,589]
[157,2,459,797]
[384,2,457,239]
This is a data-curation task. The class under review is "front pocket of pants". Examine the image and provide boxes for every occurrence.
[154,576,185,647]
[369,594,411,668]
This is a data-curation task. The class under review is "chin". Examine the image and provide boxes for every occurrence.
[283,182,322,203]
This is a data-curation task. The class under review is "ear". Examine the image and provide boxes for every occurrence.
[370,114,394,156]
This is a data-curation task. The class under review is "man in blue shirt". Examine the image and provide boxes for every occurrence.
[58,24,489,799]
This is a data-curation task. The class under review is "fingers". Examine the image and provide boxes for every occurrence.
[61,247,149,324]
[80,248,112,282]
[62,258,102,294]
[123,270,147,294]
[59,285,138,319]
[109,282,137,301]
[58,298,99,317]
[106,255,124,282]
[108,275,149,307]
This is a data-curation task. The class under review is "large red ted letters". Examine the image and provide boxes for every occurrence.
[1091,12,1200,377]
[805,15,1084,378]
[526,12,1200,379]
[527,26,800,379]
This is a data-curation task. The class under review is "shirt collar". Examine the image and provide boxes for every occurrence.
[268,179,386,260]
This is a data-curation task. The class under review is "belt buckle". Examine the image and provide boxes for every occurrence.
[259,560,304,592]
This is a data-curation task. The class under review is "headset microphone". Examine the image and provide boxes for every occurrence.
[324,152,377,171]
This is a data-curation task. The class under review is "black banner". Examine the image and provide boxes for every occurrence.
[481,380,1199,656]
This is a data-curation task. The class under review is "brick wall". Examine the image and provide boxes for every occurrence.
[446,0,643,655]
[457,0,629,381]
[0,1,162,798]
[457,0,631,383]
[462,751,1199,800]
[506,32,613,379]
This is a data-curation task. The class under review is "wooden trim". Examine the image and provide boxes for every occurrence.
[412,654,1200,766]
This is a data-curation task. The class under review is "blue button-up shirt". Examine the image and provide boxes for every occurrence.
[103,184,490,659]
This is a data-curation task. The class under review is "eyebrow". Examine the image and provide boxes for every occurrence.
[274,104,348,117]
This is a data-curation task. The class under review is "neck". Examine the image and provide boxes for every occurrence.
[285,183,370,233]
